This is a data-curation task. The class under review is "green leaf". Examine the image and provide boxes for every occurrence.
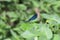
[10,30,20,40]
[32,1,39,7]
[7,12,18,18]
[0,11,7,22]
[39,23,52,40]
[0,19,6,28]
[16,4,27,10]
[20,23,34,30]
[53,34,60,40]
[39,35,48,40]
[7,12,18,22]
[4,38,11,40]
[41,14,60,24]
[42,0,56,3]
[21,30,35,38]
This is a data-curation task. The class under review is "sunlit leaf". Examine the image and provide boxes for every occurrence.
[53,34,60,40]
[21,30,35,38]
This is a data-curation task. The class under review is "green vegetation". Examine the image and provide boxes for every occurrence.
[0,0,60,40]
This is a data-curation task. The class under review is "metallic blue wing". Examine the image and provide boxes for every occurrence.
[27,13,37,22]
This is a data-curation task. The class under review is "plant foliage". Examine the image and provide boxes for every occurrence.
[0,0,60,40]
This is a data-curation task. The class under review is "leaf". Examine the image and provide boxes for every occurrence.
[12,0,19,3]
[41,14,60,24]
[39,23,52,40]
[42,0,56,3]
[39,35,48,40]
[20,23,34,30]
[21,30,35,38]
[16,4,27,10]
[7,12,18,22]
[4,38,11,40]
[10,30,20,40]
[53,34,60,40]
[0,19,6,28]
[7,12,18,18]
[1,0,11,2]
[0,11,7,22]
[32,1,39,7]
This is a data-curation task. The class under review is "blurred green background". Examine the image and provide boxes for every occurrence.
[0,0,60,40]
